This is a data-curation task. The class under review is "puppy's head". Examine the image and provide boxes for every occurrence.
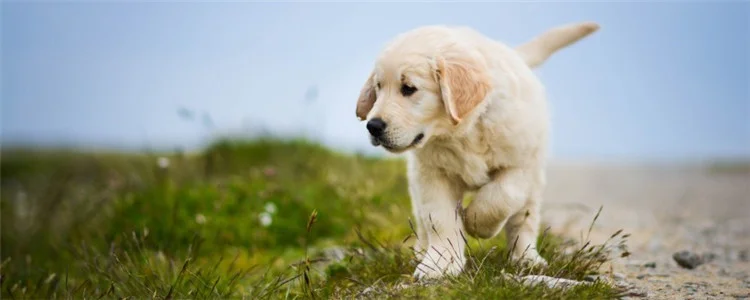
[356,27,491,153]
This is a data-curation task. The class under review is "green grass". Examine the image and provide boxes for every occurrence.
[1,138,627,299]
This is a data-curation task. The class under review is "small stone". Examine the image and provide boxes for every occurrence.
[643,261,657,268]
[636,274,647,279]
[673,250,705,269]
[739,250,749,262]
[518,275,590,290]
[613,272,626,281]
[625,287,649,298]
[682,282,699,293]
[583,275,608,283]
[703,252,718,262]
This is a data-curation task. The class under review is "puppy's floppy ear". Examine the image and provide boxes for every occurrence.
[436,55,491,125]
[355,72,377,121]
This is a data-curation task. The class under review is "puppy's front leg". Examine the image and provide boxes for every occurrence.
[462,167,547,266]
[408,165,466,280]
[408,182,429,261]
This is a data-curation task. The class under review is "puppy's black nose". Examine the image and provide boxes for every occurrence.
[366,118,387,137]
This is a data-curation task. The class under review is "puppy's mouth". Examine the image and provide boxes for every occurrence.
[370,133,425,153]
[410,133,425,146]
[370,136,382,147]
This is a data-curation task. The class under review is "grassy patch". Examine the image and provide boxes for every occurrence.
[1,138,626,299]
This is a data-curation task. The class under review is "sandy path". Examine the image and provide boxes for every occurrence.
[541,162,750,299]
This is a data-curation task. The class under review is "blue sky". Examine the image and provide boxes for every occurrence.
[2,1,748,162]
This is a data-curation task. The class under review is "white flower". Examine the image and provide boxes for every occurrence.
[156,251,167,263]
[157,157,170,169]
[259,212,272,227]
[264,202,277,214]
[195,213,206,225]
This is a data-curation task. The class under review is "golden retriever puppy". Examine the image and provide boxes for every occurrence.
[355,22,599,280]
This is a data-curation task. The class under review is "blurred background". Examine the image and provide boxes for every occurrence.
[1,1,748,298]
[3,1,748,161]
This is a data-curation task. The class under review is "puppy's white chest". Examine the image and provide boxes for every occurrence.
[419,143,498,189]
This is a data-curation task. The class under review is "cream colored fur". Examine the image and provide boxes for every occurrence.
[355,22,599,280]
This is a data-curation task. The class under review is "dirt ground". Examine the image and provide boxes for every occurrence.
[541,162,750,299]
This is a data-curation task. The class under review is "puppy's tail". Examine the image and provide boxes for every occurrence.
[515,21,600,69]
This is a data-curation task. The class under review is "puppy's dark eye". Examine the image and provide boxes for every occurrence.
[400,84,417,97]
[376,82,381,90]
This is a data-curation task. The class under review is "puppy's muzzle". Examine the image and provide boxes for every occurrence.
[366,118,387,138]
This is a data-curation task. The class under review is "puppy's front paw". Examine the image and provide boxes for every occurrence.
[513,250,548,268]
[413,260,463,281]
[412,248,465,280]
